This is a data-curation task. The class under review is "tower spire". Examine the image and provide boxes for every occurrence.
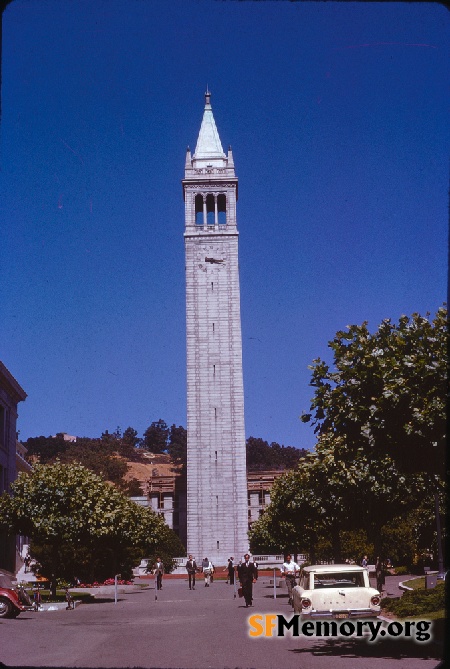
[194,90,225,161]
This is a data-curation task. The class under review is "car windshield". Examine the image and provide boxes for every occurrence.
[313,572,365,588]
[0,572,14,589]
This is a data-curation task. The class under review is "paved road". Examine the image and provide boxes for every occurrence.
[0,578,443,669]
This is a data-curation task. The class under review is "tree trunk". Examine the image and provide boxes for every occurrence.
[331,525,342,563]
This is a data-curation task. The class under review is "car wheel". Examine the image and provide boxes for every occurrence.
[0,597,14,619]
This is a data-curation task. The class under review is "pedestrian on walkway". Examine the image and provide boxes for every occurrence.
[224,557,235,585]
[375,557,385,595]
[237,553,258,608]
[186,555,198,590]
[64,587,74,610]
[24,554,31,573]
[32,586,42,611]
[153,557,164,590]
[202,557,213,586]
[280,554,300,606]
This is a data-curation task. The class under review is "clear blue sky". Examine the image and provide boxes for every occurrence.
[1,0,448,450]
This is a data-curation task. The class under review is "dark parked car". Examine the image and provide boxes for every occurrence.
[0,572,33,618]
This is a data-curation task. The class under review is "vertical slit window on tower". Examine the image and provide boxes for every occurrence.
[213,364,215,376]
[212,322,215,333]
[217,541,220,550]
[211,282,214,291]
[214,408,217,418]
[215,450,217,460]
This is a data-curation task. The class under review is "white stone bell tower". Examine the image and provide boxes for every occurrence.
[183,91,248,564]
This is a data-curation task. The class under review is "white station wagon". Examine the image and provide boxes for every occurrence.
[292,564,381,619]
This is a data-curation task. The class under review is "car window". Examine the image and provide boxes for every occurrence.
[313,572,365,588]
[0,573,14,588]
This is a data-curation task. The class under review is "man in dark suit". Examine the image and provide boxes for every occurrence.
[186,554,198,590]
[237,553,258,607]
[225,557,235,585]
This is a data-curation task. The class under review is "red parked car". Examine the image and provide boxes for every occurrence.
[0,572,33,618]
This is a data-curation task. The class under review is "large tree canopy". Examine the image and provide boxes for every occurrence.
[250,307,446,563]
[301,306,446,476]
[0,462,182,590]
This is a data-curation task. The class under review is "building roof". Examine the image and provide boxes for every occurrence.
[193,90,225,161]
[0,361,27,404]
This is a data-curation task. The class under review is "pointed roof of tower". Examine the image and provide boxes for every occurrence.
[194,90,225,160]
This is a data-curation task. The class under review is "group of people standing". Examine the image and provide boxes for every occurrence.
[185,553,258,606]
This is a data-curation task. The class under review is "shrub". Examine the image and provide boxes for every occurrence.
[393,566,409,576]
[382,582,445,617]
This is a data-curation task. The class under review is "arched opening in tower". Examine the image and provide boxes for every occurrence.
[218,194,226,225]
[195,194,203,225]
[206,194,215,226]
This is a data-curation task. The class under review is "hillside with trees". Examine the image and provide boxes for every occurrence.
[23,424,308,485]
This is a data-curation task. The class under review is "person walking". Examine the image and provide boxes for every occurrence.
[361,555,368,568]
[224,557,235,585]
[375,557,385,595]
[280,554,300,606]
[186,555,198,590]
[237,553,258,608]
[64,587,74,610]
[201,557,213,586]
[153,557,164,590]
[24,554,31,573]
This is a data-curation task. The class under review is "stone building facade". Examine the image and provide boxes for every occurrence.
[0,361,27,573]
[132,465,286,555]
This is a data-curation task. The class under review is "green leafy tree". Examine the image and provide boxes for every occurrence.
[301,306,446,477]
[56,437,129,486]
[167,425,187,464]
[251,307,446,561]
[246,436,307,471]
[121,427,141,460]
[24,434,70,463]
[142,419,169,453]
[0,463,178,593]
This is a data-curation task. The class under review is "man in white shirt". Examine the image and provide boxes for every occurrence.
[280,554,300,605]
[202,557,213,586]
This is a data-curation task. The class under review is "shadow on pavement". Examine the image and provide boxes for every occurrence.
[288,624,444,662]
